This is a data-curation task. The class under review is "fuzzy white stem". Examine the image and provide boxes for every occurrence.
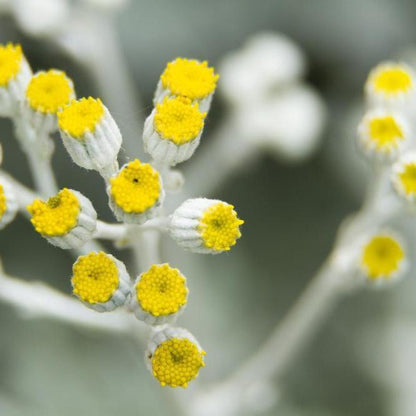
[13,118,58,197]
[0,271,146,336]
[190,166,401,416]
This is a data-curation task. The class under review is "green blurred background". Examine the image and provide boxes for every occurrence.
[1,0,415,415]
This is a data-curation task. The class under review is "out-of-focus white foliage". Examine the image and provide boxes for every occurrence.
[10,0,69,36]
[219,32,326,163]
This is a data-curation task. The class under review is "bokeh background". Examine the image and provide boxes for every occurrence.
[1,0,416,415]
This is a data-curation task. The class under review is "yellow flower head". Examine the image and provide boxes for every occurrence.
[27,188,80,236]
[199,202,244,252]
[358,110,408,158]
[136,264,188,317]
[392,152,416,200]
[371,65,413,95]
[0,184,7,220]
[110,159,162,214]
[161,58,219,100]
[151,337,205,388]
[0,43,23,87]
[58,97,104,139]
[154,97,206,145]
[368,115,403,150]
[361,234,405,280]
[26,70,74,114]
[72,252,119,304]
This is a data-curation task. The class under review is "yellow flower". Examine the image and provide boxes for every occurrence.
[169,198,244,254]
[72,251,130,312]
[131,264,188,325]
[360,234,405,282]
[148,328,205,388]
[109,159,163,224]
[27,188,97,249]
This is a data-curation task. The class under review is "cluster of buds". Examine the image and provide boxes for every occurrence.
[0,44,244,388]
[351,61,416,285]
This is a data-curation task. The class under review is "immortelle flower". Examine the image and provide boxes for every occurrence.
[146,327,205,388]
[143,96,206,166]
[0,179,18,230]
[392,151,416,202]
[130,264,188,325]
[0,43,32,116]
[108,159,164,224]
[359,233,406,285]
[169,198,244,254]
[357,109,410,160]
[365,62,416,109]
[27,188,97,249]
[58,97,122,176]
[154,57,219,112]
[71,251,130,312]
[23,69,75,135]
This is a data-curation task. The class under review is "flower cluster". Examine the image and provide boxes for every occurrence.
[352,61,416,285]
[0,45,244,388]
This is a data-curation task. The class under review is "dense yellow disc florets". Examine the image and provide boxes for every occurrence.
[0,43,22,87]
[161,58,219,100]
[137,264,188,316]
[0,184,7,219]
[26,70,74,114]
[398,162,416,196]
[58,97,104,138]
[154,97,206,145]
[27,188,80,236]
[110,159,161,213]
[199,202,244,252]
[372,65,413,95]
[152,338,205,388]
[368,115,404,151]
[361,235,404,279]
[72,252,119,304]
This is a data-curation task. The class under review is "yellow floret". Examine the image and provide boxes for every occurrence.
[26,70,74,114]
[136,264,188,316]
[161,58,219,100]
[361,235,404,279]
[154,97,206,145]
[0,43,23,87]
[72,252,119,304]
[58,97,104,139]
[368,115,404,151]
[110,159,161,213]
[398,162,416,196]
[199,202,244,252]
[372,65,413,95]
[151,338,205,388]
[27,188,80,236]
[0,184,7,219]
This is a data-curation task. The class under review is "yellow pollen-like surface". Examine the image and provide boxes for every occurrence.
[136,264,188,316]
[27,188,80,237]
[198,202,244,252]
[154,97,206,145]
[399,163,416,196]
[368,116,403,150]
[110,159,161,213]
[58,97,104,139]
[0,184,7,220]
[72,252,119,304]
[373,66,413,95]
[361,235,404,279]
[0,43,22,87]
[161,58,219,100]
[151,338,205,388]
[26,70,74,114]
